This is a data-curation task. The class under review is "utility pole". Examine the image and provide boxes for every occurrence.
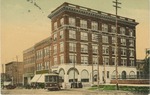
[73,43,76,88]
[16,55,18,86]
[113,0,121,90]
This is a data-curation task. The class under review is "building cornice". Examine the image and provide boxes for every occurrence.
[48,2,139,27]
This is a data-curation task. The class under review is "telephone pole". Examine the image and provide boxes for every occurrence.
[113,0,121,90]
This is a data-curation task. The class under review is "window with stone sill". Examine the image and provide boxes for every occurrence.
[102,23,108,32]
[120,27,126,35]
[129,49,134,57]
[92,56,98,65]
[121,48,126,56]
[69,55,76,63]
[92,45,98,54]
[129,29,134,37]
[129,39,134,46]
[60,18,64,26]
[69,43,76,52]
[121,58,127,66]
[60,55,64,64]
[69,30,76,39]
[69,17,75,26]
[60,30,63,39]
[60,42,64,52]
[103,56,109,65]
[81,56,88,64]
[112,57,115,65]
[54,56,57,65]
[54,22,57,30]
[53,45,57,55]
[111,25,116,33]
[102,36,108,43]
[112,36,116,44]
[91,21,98,30]
[92,34,98,42]
[81,32,88,40]
[53,33,57,41]
[130,59,134,66]
[102,46,109,54]
[80,19,87,28]
[81,44,88,53]
[121,38,126,46]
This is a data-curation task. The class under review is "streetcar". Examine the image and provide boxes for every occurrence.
[45,73,62,90]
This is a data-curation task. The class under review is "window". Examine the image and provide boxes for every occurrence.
[111,25,116,33]
[112,57,115,65]
[60,42,64,52]
[129,39,134,46]
[102,46,109,54]
[60,18,64,26]
[103,56,109,65]
[92,45,98,54]
[54,22,57,30]
[54,33,57,41]
[121,48,126,56]
[121,38,126,46]
[93,56,98,65]
[129,29,134,37]
[81,56,88,64]
[129,49,134,57]
[81,32,88,40]
[60,55,64,64]
[44,47,50,57]
[102,23,108,32]
[54,56,57,65]
[69,43,76,52]
[69,17,75,26]
[69,30,76,39]
[69,54,76,63]
[81,44,88,53]
[102,36,108,43]
[121,58,127,66]
[60,30,63,39]
[112,36,116,44]
[44,61,49,70]
[130,59,134,66]
[36,50,43,59]
[92,34,98,42]
[53,45,57,54]
[107,71,109,78]
[80,19,87,28]
[120,27,125,35]
[112,47,115,55]
[91,21,98,30]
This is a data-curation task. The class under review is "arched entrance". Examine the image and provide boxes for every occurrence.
[81,70,89,82]
[121,71,126,79]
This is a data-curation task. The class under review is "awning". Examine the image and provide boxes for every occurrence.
[4,82,11,86]
[30,74,42,83]
[37,74,49,83]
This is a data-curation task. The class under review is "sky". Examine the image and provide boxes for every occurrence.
[0,0,150,72]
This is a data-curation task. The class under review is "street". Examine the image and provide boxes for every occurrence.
[1,88,136,95]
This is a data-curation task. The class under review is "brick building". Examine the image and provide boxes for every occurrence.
[5,61,23,85]
[24,2,138,85]
[23,47,35,85]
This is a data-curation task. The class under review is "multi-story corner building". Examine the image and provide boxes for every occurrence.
[47,2,138,84]
[23,46,35,85]
[5,61,23,85]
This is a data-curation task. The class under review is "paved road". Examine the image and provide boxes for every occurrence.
[1,88,136,95]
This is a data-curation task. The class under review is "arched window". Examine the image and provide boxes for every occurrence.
[68,70,78,82]
[111,70,116,79]
[59,69,65,82]
[81,70,89,82]
[129,71,135,79]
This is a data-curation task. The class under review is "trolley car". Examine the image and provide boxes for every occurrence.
[45,73,62,90]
